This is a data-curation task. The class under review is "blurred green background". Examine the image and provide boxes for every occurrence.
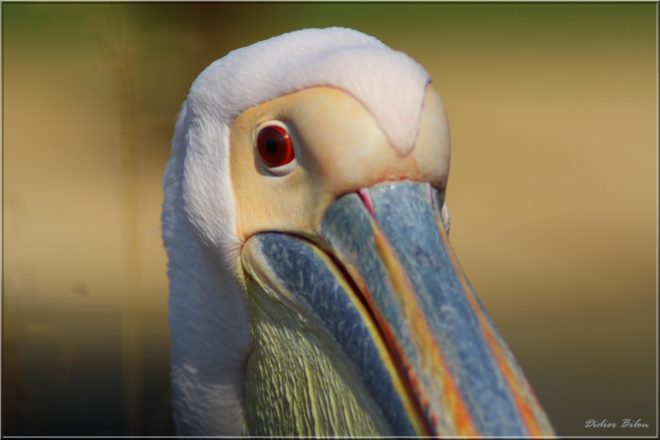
[2,2,656,436]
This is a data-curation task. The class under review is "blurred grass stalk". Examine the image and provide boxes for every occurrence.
[91,5,142,434]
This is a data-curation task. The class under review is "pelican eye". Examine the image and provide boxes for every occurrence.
[256,124,296,171]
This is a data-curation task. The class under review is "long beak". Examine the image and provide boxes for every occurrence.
[241,181,554,437]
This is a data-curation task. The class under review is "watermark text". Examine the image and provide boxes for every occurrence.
[585,418,649,429]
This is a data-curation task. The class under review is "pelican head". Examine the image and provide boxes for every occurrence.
[162,27,554,436]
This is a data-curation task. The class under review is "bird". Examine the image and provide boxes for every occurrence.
[161,27,555,437]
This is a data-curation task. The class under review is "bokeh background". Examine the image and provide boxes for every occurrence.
[2,2,657,436]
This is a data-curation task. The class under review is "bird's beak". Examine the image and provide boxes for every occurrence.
[241,181,554,437]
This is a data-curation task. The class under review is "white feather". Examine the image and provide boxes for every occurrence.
[162,104,249,435]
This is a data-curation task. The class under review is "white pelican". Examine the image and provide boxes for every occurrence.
[162,27,554,437]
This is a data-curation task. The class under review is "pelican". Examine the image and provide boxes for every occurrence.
[162,27,554,437]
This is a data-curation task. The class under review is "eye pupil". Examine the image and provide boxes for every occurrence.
[257,125,295,169]
[266,139,278,155]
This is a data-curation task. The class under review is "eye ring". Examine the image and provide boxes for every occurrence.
[255,122,297,175]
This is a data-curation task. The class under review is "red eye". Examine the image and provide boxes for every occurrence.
[257,125,295,168]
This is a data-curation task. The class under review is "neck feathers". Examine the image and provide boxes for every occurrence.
[162,105,250,435]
